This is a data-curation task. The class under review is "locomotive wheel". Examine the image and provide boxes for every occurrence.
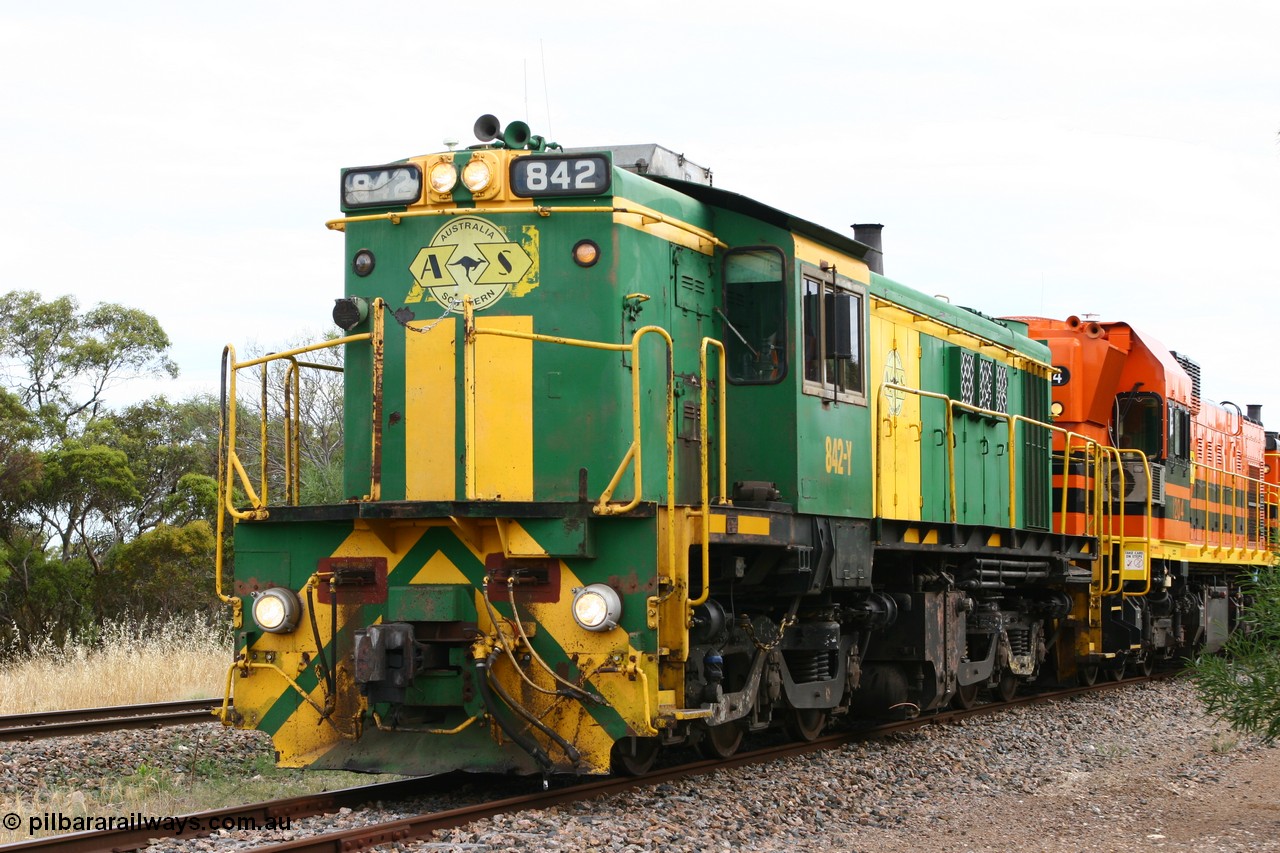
[784,708,828,742]
[610,736,660,776]
[1077,664,1099,687]
[698,722,745,760]
[1138,654,1155,677]
[994,671,1019,702]
[1108,661,1127,682]
[952,682,980,710]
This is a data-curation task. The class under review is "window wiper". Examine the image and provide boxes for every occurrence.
[713,307,760,358]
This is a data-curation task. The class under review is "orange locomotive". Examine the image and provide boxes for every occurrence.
[1013,315,1276,681]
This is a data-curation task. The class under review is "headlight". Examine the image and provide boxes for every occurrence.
[428,161,458,193]
[462,158,493,192]
[252,588,301,634]
[571,584,622,632]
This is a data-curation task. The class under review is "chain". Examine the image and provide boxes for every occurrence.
[741,613,797,652]
[385,300,454,335]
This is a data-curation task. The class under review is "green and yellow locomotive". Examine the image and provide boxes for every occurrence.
[215,116,1277,777]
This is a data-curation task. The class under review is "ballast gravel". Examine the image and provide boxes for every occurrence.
[418,679,1280,853]
[2,679,1276,852]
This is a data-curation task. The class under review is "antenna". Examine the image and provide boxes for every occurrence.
[540,39,553,139]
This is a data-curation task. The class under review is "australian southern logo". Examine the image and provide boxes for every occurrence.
[405,216,538,311]
[883,348,906,415]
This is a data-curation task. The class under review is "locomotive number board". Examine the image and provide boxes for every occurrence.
[510,154,611,198]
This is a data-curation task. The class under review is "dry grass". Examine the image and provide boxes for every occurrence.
[0,616,231,714]
[0,616,403,845]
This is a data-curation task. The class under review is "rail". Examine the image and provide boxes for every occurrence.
[877,382,1153,596]
[326,204,728,255]
[695,337,728,606]
[0,699,221,741]
[1189,458,1278,559]
[461,298,682,596]
[1051,438,1152,597]
[460,298,675,517]
[2,674,1174,853]
[214,307,383,614]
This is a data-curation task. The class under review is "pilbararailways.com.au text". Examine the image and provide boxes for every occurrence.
[12,812,292,834]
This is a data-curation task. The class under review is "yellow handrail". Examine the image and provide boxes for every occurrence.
[220,330,375,519]
[461,304,679,596]
[216,322,381,617]
[369,301,385,501]
[1189,459,1274,555]
[694,338,728,607]
[877,383,958,521]
[1114,448,1152,597]
[326,204,728,252]
[462,299,676,519]
[876,381,1154,597]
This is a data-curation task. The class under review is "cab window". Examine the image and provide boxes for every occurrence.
[1115,392,1164,458]
[802,265,865,403]
[722,247,786,384]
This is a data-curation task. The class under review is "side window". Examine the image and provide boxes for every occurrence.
[1115,392,1165,458]
[723,247,786,384]
[801,266,865,403]
[1168,402,1190,461]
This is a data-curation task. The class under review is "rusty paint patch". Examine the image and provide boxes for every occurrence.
[484,554,561,604]
[317,557,388,604]
[233,576,266,597]
[605,570,652,595]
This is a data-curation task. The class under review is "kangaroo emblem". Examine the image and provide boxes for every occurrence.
[407,215,530,310]
[449,254,484,282]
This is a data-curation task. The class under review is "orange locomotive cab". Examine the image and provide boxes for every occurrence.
[1009,315,1276,677]
[1016,315,1270,558]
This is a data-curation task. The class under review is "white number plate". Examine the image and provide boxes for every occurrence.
[511,155,611,197]
[342,165,422,208]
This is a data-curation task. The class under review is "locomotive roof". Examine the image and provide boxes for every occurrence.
[872,275,1050,361]
[647,176,880,266]
[648,175,1049,362]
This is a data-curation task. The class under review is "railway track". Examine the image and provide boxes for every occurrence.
[0,699,221,742]
[0,673,1178,853]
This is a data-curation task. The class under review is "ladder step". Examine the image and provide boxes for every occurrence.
[658,706,713,721]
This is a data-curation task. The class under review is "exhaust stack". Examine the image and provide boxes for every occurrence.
[852,223,884,275]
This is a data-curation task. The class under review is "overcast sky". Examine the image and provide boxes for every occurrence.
[3,1,1278,423]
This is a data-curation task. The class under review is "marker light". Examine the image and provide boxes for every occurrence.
[571,583,622,632]
[352,249,375,277]
[1050,401,1065,418]
[252,587,301,634]
[573,240,601,267]
[429,161,458,194]
[462,158,493,192]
